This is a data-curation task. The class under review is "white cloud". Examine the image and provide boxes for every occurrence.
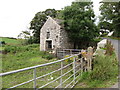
[92,0,102,24]
[0,0,74,38]
[0,0,101,38]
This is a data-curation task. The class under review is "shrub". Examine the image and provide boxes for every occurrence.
[81,72,91,81]
[42,54,54,60]
[27,36,34,44]
[1,41,6,45]
[4,45,18,53]
[90,53,118,81]
[105,40,114,55]
[42,52,55,60]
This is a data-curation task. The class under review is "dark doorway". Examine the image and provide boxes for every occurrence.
[46,40,52,50]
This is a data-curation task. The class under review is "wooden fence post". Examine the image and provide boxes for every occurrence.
[87,47,93,71]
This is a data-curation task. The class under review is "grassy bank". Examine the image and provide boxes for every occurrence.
[75,52,118,88]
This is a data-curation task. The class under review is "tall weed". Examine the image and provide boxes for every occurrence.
[90,53,118,81]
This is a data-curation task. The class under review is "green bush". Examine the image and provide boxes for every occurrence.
[42,52,55,60]
[4,44,39,53]
[90,53,118,81]
[26,36,34,44]
[81,72,91,81]
[1,41,6,45]
[42,54,54,60]
[4,45,18,53]
[80,53,118,83]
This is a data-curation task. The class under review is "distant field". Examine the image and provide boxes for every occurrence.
[0,37,21,45]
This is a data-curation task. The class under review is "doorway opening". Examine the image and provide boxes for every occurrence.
[46,40,52,50]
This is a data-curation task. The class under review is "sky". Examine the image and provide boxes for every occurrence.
[0,0,101,38]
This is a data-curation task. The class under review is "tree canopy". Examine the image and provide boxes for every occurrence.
[99,1,120,37]
[61,2,99,48]
[29,2,99,48]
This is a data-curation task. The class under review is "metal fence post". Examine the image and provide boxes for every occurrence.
[33,68,36,89]
[70,50,72,55]
[73,56,76,85]
[81,57,83,76]
[90,58,92,71]
[60,61,63,88]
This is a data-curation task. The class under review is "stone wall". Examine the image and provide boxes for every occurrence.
[59,29,73,49]
[40,16,73,51]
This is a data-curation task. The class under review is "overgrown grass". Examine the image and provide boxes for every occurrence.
[2,43,76,88]
[2,44,56,72]
[2,61,74,88]
[75,52,118,88]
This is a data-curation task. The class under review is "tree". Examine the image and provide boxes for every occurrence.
[62,2,99,49]
[98,21,113,32]
[17,30,30,39]
[29,12,47,43]
[43,9,57,18]
[113,2,120,37]
[99,1,120,37]
[17,30,31,45]
[29,9,59,43]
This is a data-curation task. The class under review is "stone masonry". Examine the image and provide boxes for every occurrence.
[40,16,73,52]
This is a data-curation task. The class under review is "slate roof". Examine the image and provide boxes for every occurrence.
[54,18,63,25]
[53,18,64,28]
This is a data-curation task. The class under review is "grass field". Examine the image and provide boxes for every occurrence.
[1,40,76,88]
[2,60,74,88]
[0,37,23,51]
[0,37,21,45]
[2,44,56,72]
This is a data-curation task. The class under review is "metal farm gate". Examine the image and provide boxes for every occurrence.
[1,47,93,89]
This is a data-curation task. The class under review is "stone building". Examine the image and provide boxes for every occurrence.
[40,16,73,52]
